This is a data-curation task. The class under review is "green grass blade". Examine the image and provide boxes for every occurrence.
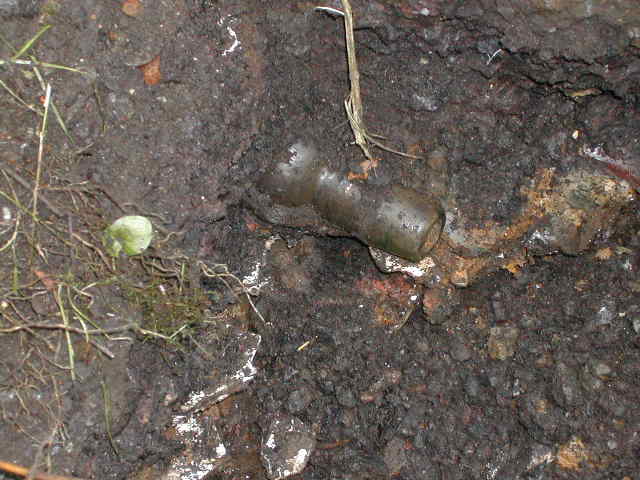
[11,24,52,60]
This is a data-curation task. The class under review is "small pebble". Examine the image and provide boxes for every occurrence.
[450,338,472,362]
[487,326,519,360]
[592,361,612,378]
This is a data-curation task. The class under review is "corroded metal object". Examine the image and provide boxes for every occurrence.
[259,142,445,262]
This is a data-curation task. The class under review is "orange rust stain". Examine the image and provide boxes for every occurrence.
[356,274,416,303]
[245,218,259,232]
[594,247,613,261]
[348,157,379,181]
[466,168,555,250]
[557,436,590,471]
[34,269,56,291]
[503,252,527,275]
[139,55,161,86]
[122,0,143,17]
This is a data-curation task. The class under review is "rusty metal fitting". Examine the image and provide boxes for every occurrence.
[258,142,445,262]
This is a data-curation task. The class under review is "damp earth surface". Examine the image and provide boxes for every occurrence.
[1,1,640,479]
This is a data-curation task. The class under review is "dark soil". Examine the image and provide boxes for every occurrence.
[1,1,640,479]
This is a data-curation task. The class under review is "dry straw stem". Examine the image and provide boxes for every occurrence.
[0,79,42,114]
[10,24,51,61]
[33,83,52,221]
[101,379,119,456]
[316,0,421,161]
[0,177,21,254]
[53,285,76,381]
[0,26,77,142]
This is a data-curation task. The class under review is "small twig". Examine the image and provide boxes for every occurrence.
[65,287,115,358]
[316,438,352,450]
[26,424,58,480]
[0,322,137,336]
[314,6,344,16]
[69,232,114,273]
[0,210,20,253]
[486,48,503,65]
[582,144,640,192]
[0,318,123,360]
[0,79,42,115]
[3,301,55,351]
[137,323,189,341]
[199,261,269,326]
[0,162,64,217]
[0,459,86,480]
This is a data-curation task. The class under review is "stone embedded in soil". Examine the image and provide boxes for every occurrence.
[592,297,617,327]
[383,437,409,476]
[360,368,403,403]
[181,331,261,413]
[369,246,441,280]
[449,337,472,362]
[161,330,263,478]
[581,370,604,393]
[552,361,582,407]
[596,388,628,417]
[287,387,314,414]
[106,0,185,67]
[168,412,227,480]
[260,414,316,480]
[590,360,612,378]
[490,292,507,324]
[487,326,519,360]
[519,391,563,441]
[422,286,461,324]
[334,385,357,408]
